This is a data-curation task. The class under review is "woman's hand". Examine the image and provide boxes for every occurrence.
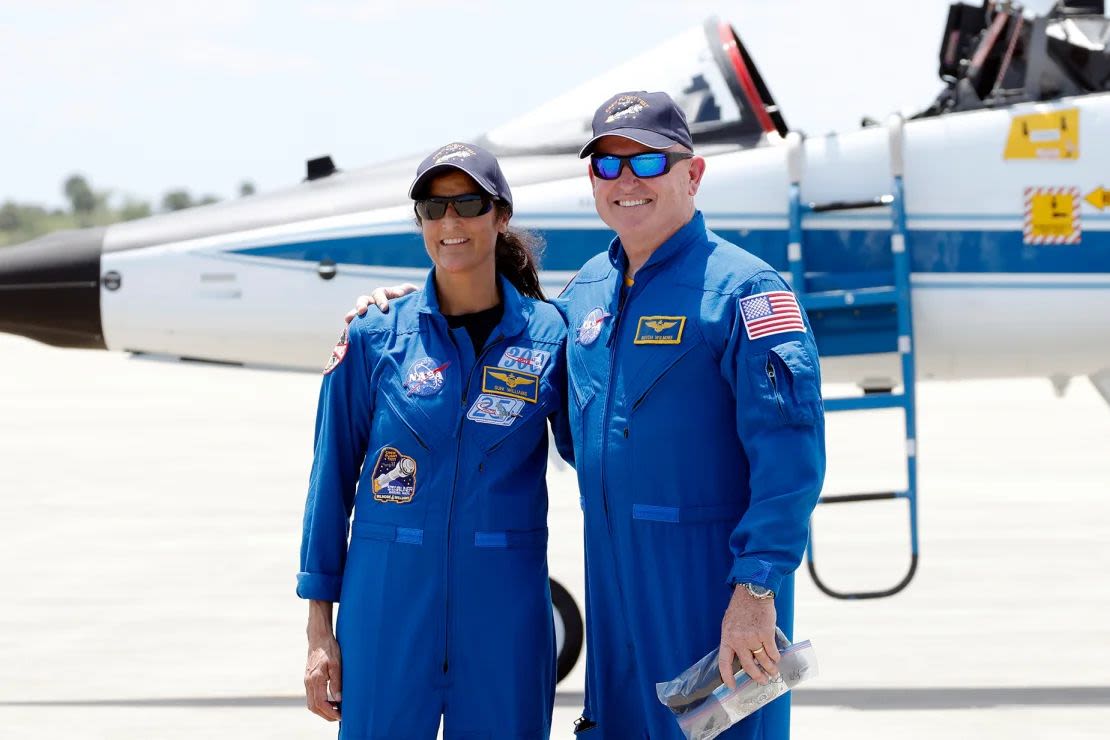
[304,601,342,722]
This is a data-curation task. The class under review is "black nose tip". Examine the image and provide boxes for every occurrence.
[0,227,106,349]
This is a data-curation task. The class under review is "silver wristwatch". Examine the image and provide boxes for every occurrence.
[740,582,775,599]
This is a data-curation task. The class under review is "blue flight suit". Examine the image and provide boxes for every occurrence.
[297,272,573,740]
[559,212,825,739]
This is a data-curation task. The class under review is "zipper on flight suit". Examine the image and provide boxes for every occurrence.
[600,278,633,520]
[381,393,431,451]
[596,279,638,654]
[442,332,505,674]
[766,357,786,418]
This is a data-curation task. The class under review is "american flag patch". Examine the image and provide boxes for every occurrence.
[740,291,806,341]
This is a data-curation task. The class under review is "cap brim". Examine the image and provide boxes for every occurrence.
[408,163,501,201]
[577,129,678,158]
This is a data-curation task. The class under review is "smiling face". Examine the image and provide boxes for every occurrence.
[588,136,706,253]
[418,170,507,278]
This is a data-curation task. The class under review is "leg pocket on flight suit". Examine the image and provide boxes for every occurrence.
[470,528,549,609]
[746,340,822,427]
[335,523,406,707]
[341,522,423,614]
[628,503,741,604]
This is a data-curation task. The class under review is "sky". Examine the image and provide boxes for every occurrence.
[0,0,1060,209]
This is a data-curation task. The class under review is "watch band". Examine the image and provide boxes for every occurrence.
[741,582,775,599]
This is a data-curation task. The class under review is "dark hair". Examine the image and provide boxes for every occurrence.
[492,202,545,300]
[414,199,546,300]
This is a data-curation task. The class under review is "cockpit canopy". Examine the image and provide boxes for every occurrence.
[478,18,787,156]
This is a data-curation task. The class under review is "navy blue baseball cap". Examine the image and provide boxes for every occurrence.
[578,91,693,158]
[408,142,513,212]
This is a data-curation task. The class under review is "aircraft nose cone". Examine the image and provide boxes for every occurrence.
[0,227,106,349]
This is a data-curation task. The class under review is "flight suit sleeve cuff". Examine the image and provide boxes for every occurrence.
[296,572,343,602]
[727,558,783,595]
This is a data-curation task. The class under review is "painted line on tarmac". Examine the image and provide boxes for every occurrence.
[2,688,1110,710]
[0,693,589,709]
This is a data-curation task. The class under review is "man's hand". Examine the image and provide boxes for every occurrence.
[717,586,781,689]
[305,632,343,721]
[343,283,419,324]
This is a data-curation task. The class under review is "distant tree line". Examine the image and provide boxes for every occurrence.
[0,175,257,247]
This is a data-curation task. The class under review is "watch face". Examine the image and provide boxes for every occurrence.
[746,583,774,598]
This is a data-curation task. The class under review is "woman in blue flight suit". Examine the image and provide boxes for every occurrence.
[297,143,573,740]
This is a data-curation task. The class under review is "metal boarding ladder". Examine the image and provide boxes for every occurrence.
[787,115,919,600]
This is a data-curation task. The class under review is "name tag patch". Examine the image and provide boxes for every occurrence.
[498,346,550,373]
[467,393,526,426]
[634,316,686,345]
[371,446,417,504]
[482,367,540,403]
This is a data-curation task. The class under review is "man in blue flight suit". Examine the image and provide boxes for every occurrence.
[563,91,825,739]
[348,96,825,738]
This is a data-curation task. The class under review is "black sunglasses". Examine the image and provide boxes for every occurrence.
[590,151,693,180]
[414,193,495,220]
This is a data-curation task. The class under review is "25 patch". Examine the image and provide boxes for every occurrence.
[467,393,525,426]
[634,316,686,345]
[371,446,417,504]
[481,367,540,403]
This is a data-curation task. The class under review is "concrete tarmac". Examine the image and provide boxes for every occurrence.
[1,333,1108,739]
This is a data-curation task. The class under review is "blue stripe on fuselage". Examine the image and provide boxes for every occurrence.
[228,226,1110,276]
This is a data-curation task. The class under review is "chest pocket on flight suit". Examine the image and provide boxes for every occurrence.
[625,319,743,520]
[745,339,822,427]
[567,335,603,411]
[470,377,553,536]
[359,370,453,527]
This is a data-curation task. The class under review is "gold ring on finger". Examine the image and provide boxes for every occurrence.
[751,646,765,655]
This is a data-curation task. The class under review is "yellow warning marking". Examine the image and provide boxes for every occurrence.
[1024,187,1080,245]
[1084,187,1108,210]
[1004,109,1078,160]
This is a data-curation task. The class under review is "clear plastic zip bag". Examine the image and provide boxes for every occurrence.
[655,628,818,740]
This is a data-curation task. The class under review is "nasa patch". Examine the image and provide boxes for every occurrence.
[634,315,686,345]
[498,346,551,373]
[322,328,349,375]
[467,393,526,427]
[404,357,449,397]
[482,366,540,403]
[371,446,417,504]
[577,307,609,346]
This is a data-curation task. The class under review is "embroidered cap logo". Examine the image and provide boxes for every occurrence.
[433,143,477,164]
[604,95,649,124]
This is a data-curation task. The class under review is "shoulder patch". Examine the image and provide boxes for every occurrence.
[740,291,805,341]
[322,328,349,375]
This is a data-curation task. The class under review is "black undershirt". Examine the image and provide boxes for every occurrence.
[444,303,504,354]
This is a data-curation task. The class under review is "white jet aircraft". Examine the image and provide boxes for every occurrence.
[3,1,1109,681]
